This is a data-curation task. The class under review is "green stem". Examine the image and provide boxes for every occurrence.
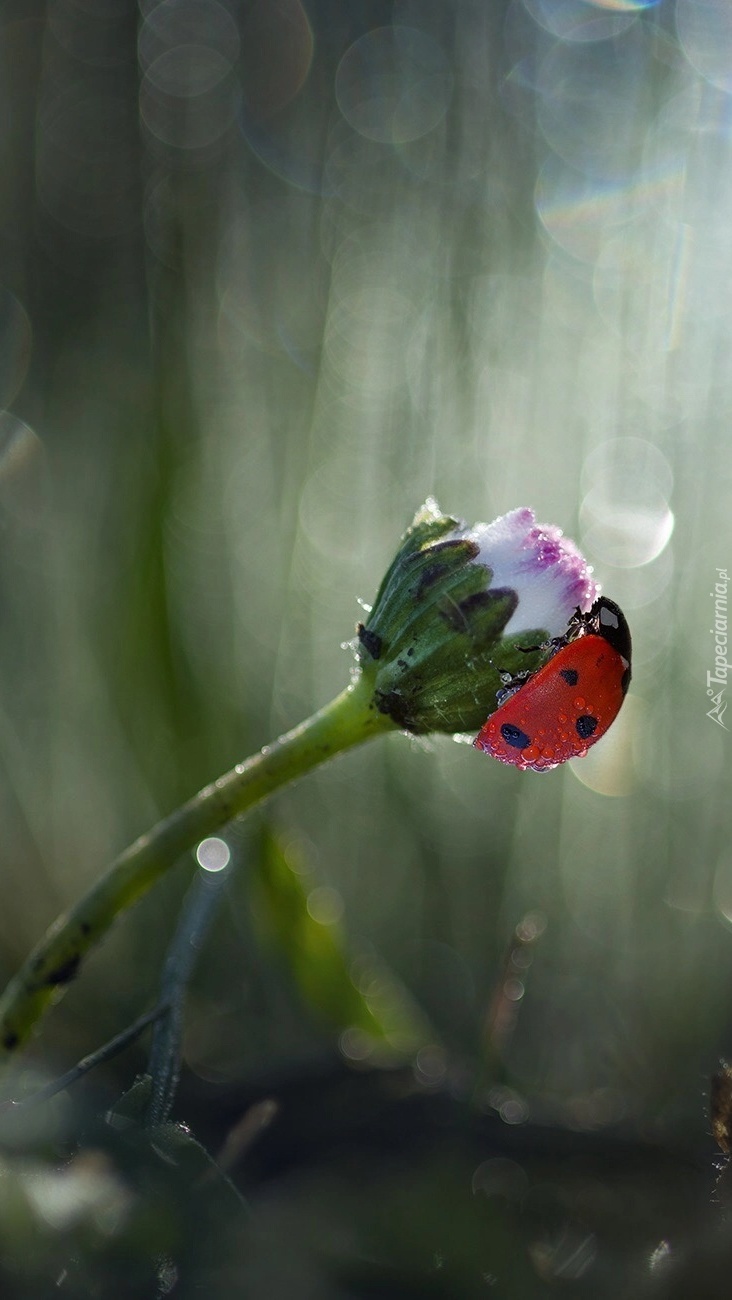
[0,672,392,1063]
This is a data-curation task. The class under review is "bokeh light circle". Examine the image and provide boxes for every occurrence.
[676,0,732,95]
[522,0,640,43]
[143,45,233,98]
[196,837,231,872]
[537,26,650,181]
[138,0,240,152]
[535,155,644,264]
[580,437,674,568]
[138,0,240,71]
[335,26,453,145]
[581,437,674,500]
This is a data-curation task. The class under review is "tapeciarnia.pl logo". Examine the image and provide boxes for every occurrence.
[708,567,729,729]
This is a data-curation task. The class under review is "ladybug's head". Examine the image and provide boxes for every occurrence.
[589,597,632,685]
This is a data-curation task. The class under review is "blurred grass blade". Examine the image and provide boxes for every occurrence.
[251,828,433,1062]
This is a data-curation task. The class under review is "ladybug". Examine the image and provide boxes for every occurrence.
[474,596,631,773]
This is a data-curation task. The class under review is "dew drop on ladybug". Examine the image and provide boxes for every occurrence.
[474,597,631,773]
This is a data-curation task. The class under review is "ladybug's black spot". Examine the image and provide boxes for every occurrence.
[576,715,598,740]
[559,668,579,686]
[501,723,531,750]
[621,666,631,696]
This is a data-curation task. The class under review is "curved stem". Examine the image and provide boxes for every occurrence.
[0,672,392,1064]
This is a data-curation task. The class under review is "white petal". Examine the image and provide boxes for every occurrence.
[465,507,598,637]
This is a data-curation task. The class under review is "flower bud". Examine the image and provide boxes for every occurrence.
[356,500,597,735]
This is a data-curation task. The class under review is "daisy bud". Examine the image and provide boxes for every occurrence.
[356,500,598,735]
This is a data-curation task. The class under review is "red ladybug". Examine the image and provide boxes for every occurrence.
[474,597,632,773]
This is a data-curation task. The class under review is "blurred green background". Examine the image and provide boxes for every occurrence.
[0,0,731,1294]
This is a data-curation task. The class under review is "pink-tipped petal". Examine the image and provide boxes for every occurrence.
[465,508,598,637]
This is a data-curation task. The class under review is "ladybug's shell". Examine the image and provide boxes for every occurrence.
[474,633,629,773]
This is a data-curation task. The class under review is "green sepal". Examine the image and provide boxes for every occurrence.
[369,588,520,732]
[363,537,482,653]
[364,509,459,628]
[354,501,560,735]
[494,630,554,680]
